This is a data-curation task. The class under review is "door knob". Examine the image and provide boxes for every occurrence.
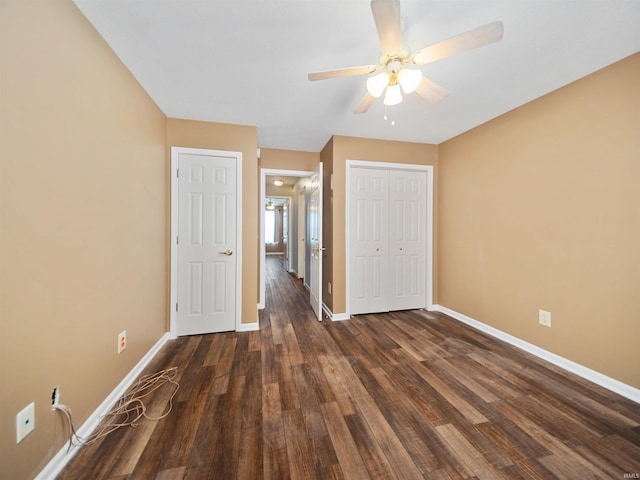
[219,249,233,256]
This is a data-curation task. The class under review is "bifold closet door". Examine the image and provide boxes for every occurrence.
[350,166,427,315]
[389,170,427,311]
[350,168,389,315]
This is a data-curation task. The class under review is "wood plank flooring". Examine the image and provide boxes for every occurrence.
[58,255,640,479]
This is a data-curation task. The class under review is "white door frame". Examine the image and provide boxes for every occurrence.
[170,146,243,339]
[345,160,434,316]
[259,168,313,309]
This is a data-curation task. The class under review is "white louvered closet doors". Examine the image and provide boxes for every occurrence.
[350,167,427,315]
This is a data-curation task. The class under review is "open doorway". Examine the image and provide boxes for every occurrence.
[259,168,313,311]
[264,196,290,267]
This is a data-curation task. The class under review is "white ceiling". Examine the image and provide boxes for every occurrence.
[73,1,640,152]
[266,175,304,189]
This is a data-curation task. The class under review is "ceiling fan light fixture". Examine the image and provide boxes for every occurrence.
[308,1,504,115]
[383,83,402,106]
[397,68,422,94]
[366,71,390,98]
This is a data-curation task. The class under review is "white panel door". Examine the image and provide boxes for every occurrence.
[297,191,305,279]
[349,168,389,315]
[389,169,427,311]
[309,162,323,320]
[283,205,289,271]
[177,152,236,335]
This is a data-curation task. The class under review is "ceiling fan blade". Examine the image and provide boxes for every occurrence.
[308,65,377,81]
[370,0,402,55]
[354,92,376,114]
[412,21,504,65]
[415,76,449,103]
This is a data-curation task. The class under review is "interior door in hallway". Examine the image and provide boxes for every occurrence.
[309,162,323,320]
[176,151,237,335]
[297,190,305,280]
[282,204,289,271]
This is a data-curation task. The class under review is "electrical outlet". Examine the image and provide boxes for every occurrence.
[539,309,551,327]
[118,330,127,354]
[328,282,332,294]
[16,402,35,443]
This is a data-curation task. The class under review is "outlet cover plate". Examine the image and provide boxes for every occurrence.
[118,330,127,354]
[16,402,35,443]
[539,309,552,327]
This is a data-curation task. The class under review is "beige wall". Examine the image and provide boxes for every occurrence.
[438,53,640,389]
[265,184,296,197]
[260,148,319,171]
[328,136,439,314]
[0,2,168,478]
[167,119,259,323]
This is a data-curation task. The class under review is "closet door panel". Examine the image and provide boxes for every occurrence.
[389,170,427,311]
[350,168,389,314]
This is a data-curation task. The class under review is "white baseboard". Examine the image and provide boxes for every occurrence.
[35,333,171,480]
[431,305,640,404]
[237,321,259,332]
[322,303,350,322]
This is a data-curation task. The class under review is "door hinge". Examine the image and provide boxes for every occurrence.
[176,236,179,245]
[176,169,179,178]
[176,303,178,312]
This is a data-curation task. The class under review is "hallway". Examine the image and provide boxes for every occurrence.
[264,254,312,319]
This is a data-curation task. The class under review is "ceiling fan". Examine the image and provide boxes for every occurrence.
[308,0,504,114]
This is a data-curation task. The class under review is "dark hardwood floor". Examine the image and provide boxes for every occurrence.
[58,255,640,479]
